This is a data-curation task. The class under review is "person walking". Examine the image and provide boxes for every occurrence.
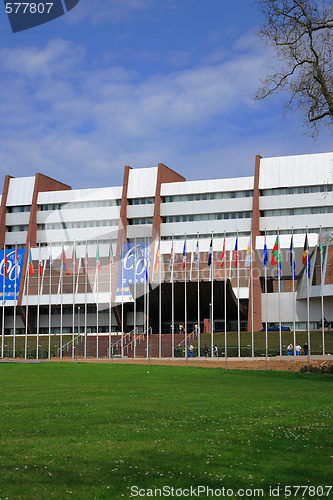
[287,343,293,356]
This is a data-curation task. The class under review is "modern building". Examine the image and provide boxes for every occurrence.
[0,151,332,355]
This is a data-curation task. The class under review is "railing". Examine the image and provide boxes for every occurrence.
[176,329,196,348]
[124,328,147,355]
[58,333,85,357]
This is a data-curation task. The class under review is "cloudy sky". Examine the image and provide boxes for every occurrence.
[0,0,331,190]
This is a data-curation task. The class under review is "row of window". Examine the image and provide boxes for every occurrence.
[162,232,251,241]
[7,225,29,232]
[8,206,31,213]
[38,220,119,231]
[261,184,333,197]
[128,217,154,225]
[38,199,121,211]
[128,197,155,205]
[162,190,253,203]
[163,211,252,223]
[262,206,333,217]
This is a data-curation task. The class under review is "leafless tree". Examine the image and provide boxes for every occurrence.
[254,0,333,134]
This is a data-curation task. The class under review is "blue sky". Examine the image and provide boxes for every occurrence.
[0,0,331,190]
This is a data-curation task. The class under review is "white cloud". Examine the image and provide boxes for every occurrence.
[0,34,331,190]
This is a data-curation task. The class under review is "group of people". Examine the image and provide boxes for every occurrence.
[287,343,309,356]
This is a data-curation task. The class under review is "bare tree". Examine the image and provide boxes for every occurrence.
[254,0,333,134]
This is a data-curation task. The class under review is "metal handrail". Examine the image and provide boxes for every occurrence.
[176,329,196,348]
[58,333,84,355]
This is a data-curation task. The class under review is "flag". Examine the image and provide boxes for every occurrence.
[245,236,252,268]
[39,256,43,277]
[62,248,70,275]
[84,244,89,277]
[208,239,212,266]
[220,238,225,268]
[15,246,19,279]
[195,240,199,270]
[319,233,324,254]
[271,236,279,266]
[234,238,238,268]
[72,243,78,274]
[302,234,308,266]
[48,249,53,276]
[109,243,114,273]
[96,242,101,274]
[307,249,311,279]
[168,243,174,271]
[154,240,160,272]
[28,247,34,277]
[264,237,268,267]
[4,247,8,278]
[290,235,296,279]
[182,238,186,270]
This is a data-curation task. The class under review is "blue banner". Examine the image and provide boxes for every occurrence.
[0,249,25,301]
[116,242,150,297]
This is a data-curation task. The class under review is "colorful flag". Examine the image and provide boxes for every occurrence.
[4,247,8,278]
[245,236,252,268]
[168,243,174,271]
[208,239,212,266]
[271,236,279,266]
[182,238,186,270]
[290,235,296,279]
[15,246,19,279]
[72,243,78,274]
[96,242,101,274]
[48,250,53,276]
[319,233,324,254]
[195,240,199,270]
[109,243,114,273]
[302,234,308,266]
[264,237,268,267]
[234,238,238,268]
[307,249,311,279]
[220,238,225,268]
[154,240,160,272]
[28,247,34,277]
[62,247,70,276]
[39,257,43,277]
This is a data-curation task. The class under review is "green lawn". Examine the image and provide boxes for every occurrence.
[0,364,332,499]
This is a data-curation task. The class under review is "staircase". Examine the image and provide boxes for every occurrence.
[63,332,197,358]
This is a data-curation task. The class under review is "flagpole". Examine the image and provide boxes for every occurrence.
[13,244,17,358]
[48,243,52,360]
[121,236,124,359]
[96,239,99,359]
[171,234,174,358]
[147,238,150,360]
[211,232,214,359]
[36,243,41,360]
[145,236,148,359]
[72,241,75,359]
[84,240,88,359]
[133,236,137,359]
[197,234,200,359]
[319,227,325,355]
[184,234,187,359]
[2,244,5,359]
[291,228,296,356]
[251,235,254,358]
[237,231,240,357]
[60,242,63,360]
[306,227,310,372]
[264,230,268,371]
[224,232,227,369]
[159,240,162,359]
[25,245,29,359]
[109,239,112,360]
[277,228,282,357]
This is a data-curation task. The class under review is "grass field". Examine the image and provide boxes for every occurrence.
[0,364,332,499]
